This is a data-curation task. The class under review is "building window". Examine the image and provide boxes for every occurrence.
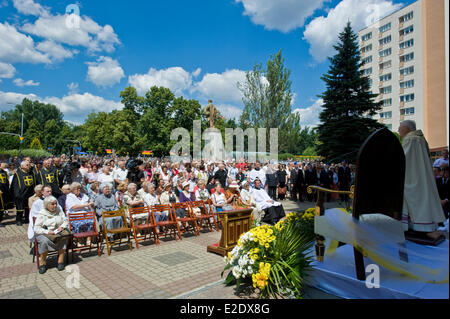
[380,85,392,94]
[400,79,414,89]
[368,79,372,86]
[400,107,415,115]
[399,11,413,23]
[379,60,392,70]
[379,48,392,57]
[399,25,414,36]
[380,111,392,119]
[379,22,391,33]
[382,98,392,107]
[379,73,392,82]
[361,44,372,53]
[361,32,372,41]
[399,38,414,49]
[400,93,415,102]
[361,55,372,65]
[362,67,373,75]
[379,35,392,45]
[400,52,414,63]
[400,66,414,76]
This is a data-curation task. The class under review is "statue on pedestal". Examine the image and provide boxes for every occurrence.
[204,100,224,128]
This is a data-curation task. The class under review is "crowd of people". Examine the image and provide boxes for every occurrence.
[1,148,448,274]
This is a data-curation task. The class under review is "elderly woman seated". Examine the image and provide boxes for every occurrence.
[94,183,123,238]
[211,183,234,212]
[142,182,167,222]
[34,196,70,274]
[123,183,146,225]
[66,182,95,243]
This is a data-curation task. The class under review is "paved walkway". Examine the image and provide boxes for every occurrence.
[0,199,344,299]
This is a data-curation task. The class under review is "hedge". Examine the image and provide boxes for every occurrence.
[0,149,53,158]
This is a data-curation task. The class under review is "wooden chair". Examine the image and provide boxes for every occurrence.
[151,204,182,241]
[68,211,101,257]
[189,200,214,232]
[172,202,199,237]
[308,128,406,280]
[32,217,71,269]
[129,206,160,249]
[206,198,221,231]
[101,209,132,256]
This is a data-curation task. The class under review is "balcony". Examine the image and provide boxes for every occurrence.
[400,88,405,94]
[399,22,404,28]
[400,101,405,107]
[379,93,384,99]
[379,44,384,50]
[379,33,383,38]
[400,115,405,121]
[399,35,404,41]
[379,81,383,87]
[400,61,404,67]
[399,49,404,55]
[379,56,383,62]
[400,75,404,81]
[379,69,384,74]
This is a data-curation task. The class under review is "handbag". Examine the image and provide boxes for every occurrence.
[44,229,72,243]
[277,186,287,195]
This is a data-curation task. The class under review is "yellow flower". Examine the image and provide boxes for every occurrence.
[265,243,270,248]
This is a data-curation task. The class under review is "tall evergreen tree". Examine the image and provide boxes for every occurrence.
[317,22,384,163]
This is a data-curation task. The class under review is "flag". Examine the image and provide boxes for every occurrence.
[105,149,113,154]
[142,150,152,155]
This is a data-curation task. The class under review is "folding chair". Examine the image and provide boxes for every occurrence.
[101,209,132,256]
[205,199,221,231]
[32,217,71,269]
[129,206,160,249]
[68,211,101,257]
[189,200,214,232]
[151,204,182,241]
[172,202,199,237]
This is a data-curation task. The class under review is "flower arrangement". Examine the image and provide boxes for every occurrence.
[222,211,315,299]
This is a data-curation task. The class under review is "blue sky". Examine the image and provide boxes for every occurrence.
[0,0,414,126]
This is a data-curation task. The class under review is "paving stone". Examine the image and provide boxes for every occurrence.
[0,285,46,299]
[0,250,13,259]
[152,251,198,266]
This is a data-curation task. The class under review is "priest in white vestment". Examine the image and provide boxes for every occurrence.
[250,179,285,225]
[398,120,445,233]
[249,161,266,188]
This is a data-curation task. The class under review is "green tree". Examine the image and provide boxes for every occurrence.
[120,86,145,115]
[317,22,383,162]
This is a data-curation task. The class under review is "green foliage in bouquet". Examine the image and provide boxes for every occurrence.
[222,210,316,299]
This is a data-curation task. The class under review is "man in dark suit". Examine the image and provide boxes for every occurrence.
[320,164,333,202]
[304,164,318,202]
[338,160,351,202]
[436,165,449,219]
[289,162,298,201]
[295,163,305,202]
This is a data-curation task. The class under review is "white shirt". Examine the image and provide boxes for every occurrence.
[66,193,91,213]
[113,168,128,182]
[143,192,159,207]
[251,187,281,210]
[189,180,196,193]
[212,192,225,206]
[249,169,266,186]
[433,157,449,168]
[97,173,114,186]
[228,167,238,180]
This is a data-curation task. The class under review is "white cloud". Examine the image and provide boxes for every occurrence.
[303,0,403,62]
[43,93,123,115]
[193,69,247,104]
[236,0,328,33]
[36,40,75,62]
[216,104,243,120]
[13,78,40,87]
[0,22,50,64]
[0,62,16,79]
[293,98,324,128]
[0,90,122,115]
[21,13,120,53]
[129,67,194,95]
[192,68,202,78]
[86,56,125,87]
[12,0,49,16]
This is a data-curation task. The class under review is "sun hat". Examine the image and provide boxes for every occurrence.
[163,182,172,189]
[182,181,190,189]
[229,181,239,188]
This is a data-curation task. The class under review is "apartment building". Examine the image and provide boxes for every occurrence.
[358,0,449,152]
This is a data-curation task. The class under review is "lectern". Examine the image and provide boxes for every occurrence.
[207,208,253,256]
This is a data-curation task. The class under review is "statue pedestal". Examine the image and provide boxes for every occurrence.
[207,208,253,256]
[202,128,225,162]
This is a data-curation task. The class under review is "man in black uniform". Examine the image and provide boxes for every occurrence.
[213,163,228,188]
[304,164,318,202]
[338,160,351,203]
[1,162,14,227]
[52,157,64,189]
[10,160,36,225]
[319,164,333,202]
[37,158,62,198]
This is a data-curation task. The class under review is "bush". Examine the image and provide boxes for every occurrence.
[0,149,52,158]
